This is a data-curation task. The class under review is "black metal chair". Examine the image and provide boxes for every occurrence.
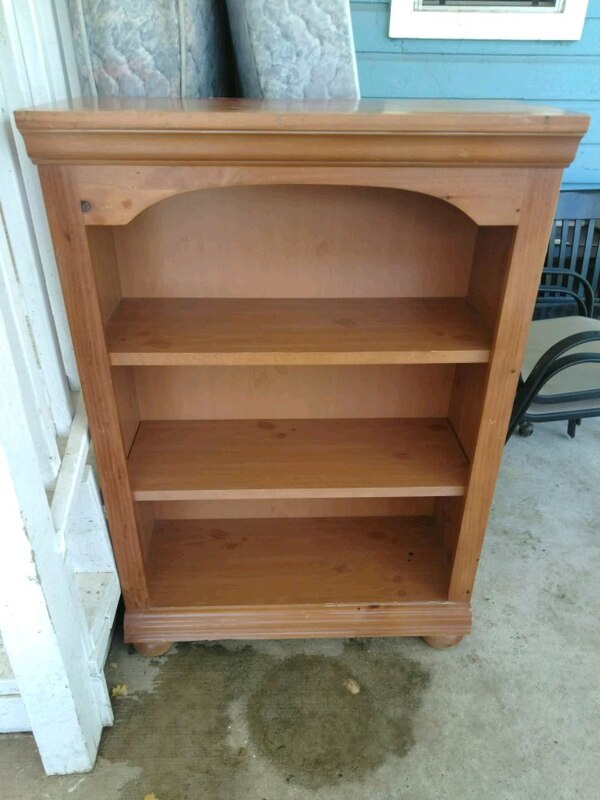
[508,270,600,440]
[536,191,600,320]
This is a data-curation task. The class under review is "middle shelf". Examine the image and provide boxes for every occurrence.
[107,297,491,366]
[128,417,469,501]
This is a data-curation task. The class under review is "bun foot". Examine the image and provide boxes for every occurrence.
[423,635,464,649]
[133,641,174,657]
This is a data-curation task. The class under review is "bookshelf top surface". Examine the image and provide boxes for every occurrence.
[15,97,589,135]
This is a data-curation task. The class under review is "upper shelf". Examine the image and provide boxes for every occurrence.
[106,297,491,367]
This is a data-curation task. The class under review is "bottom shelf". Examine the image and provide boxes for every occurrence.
[125,516,472,641]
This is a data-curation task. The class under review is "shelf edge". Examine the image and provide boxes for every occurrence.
[133,486,466,501]
[110,350,491,367]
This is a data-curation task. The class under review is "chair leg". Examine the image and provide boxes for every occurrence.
[518,420,534,437]
[567,418,580,438]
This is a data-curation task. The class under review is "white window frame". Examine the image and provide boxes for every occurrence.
[389,0,589,41]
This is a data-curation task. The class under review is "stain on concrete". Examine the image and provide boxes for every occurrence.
[100,642,271,800]
[246,643,431,789]
[98,638,430,798]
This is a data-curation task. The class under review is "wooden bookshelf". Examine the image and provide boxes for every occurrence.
[17,98,588,653]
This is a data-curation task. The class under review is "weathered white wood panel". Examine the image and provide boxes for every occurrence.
[67,467,117,575]
[51,395,91,553]
[0,0,80,398]
[0,0,120,774]
[0,389,103,772]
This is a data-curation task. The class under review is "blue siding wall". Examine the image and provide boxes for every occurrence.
[351,0,600,187]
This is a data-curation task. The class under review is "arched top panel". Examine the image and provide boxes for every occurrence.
[110,183,479,301]
[72,165,527,227]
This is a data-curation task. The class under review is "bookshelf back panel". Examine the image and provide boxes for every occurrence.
[150,497,436,519]
[133,364,455,420]
[112,185,477,299]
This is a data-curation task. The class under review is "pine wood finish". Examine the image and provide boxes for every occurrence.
[127,515,468,642]
[147,516,448,606]
[128,418,468,501]
[423,635,465,649]
[107,297,491,366]
[16,98,588,650]
[133,364,456,422]
[15,97,584,167]
[66,165,527,227]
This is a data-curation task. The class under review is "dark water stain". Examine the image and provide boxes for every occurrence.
[335,563,351,574]
[102,638,430,798]
[246,644,431,789]
[257,420,276,430]
[101,641,271,800]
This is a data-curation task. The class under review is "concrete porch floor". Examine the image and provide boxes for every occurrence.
[2,419,599,800]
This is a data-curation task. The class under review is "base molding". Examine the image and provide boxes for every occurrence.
[125,601,472,643]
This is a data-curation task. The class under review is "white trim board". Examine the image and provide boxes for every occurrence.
[389,0,589,40]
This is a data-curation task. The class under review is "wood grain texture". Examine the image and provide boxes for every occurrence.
[86,226,121,322]
[447,365,487,465]
[14,98,588,167]
[130,510,470,640]
[71,165,527,226]
[37,166,148,607]
[128,418,469,501]
[146,516,449,607]
[125,602,472,642]
[468,227,516,334]
[14,97,588,132]
[110,366,140,455]
[133,364,455,421]
[151,497,436,520]
[112,185,476,300]
[448,169,565,601]
[107,297,491,366]
[448,229,516,462]
[86,228,140,452]
[132,641,174,657]
[21,130,583,168]
[423,635,464,649]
